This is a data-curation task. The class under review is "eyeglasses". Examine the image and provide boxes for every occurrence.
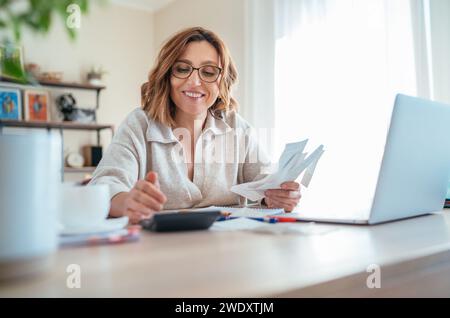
[171,61,222,83]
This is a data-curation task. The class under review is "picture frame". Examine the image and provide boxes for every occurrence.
[23,89,50,121]
[0,86,22,120]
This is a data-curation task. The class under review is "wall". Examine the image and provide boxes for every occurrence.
[153,0,249,120]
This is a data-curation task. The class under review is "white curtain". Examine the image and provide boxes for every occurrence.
[273,0,422,216]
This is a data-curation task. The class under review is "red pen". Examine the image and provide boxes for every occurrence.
[270,216,298,222]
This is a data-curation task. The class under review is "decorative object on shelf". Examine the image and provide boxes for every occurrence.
[66,152,85,168]
[56,93,96,123]
[86,66,107,86]
[70,108,96,123]
[0,43,26,83]
[38,71,63,83]
[83,145,103,167]
[23,89,50,121]
[56,93,76,121]
[25,63,41,79]
[0,87,21,120]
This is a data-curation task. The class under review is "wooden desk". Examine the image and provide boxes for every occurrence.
[1,211,450,297]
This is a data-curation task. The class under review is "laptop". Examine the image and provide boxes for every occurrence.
[294,94,450,225]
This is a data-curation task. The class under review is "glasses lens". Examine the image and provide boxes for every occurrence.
[172,62,192,78]
[199,66,220,82]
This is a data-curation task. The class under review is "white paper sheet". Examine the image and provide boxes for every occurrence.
[210,218,271,231]
[230,140,325,201]
[211,206,283,217]
[210,218,338,236]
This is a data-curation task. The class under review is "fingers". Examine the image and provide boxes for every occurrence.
[125,208,150,225]
[281,181,300,191]
[265,189,301,199]
[129,188,164,211]
[265,182,301,212]
[265,197,298,212]
[125,194,156,216]
[146,171,160,188]
[135,179,167,204]
[123,172,167,225]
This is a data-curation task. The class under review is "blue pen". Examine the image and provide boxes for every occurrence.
[216,216,277,223]
[248,217,278,223]
[216,215,239,222]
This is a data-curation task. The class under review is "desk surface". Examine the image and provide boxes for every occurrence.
[1,211,450,297]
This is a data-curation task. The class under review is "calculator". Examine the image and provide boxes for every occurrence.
[140,210,222,232]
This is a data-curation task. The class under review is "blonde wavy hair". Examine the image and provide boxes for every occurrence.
[141,27,238,127]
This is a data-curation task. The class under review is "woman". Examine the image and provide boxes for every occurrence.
[90,27,301,224]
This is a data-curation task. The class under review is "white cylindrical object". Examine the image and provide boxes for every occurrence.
[0,133,61,278]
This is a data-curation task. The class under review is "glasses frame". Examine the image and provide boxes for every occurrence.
[171,61,222,83]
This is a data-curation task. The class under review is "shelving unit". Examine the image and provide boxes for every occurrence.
[0,76,106,109]
[0,120,113,144]
[0,77,113,181]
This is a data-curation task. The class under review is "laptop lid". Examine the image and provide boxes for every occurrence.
[368,94,450,224]
[295,94,450,224]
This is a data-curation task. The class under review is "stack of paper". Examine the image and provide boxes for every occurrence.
[231,140,324,201]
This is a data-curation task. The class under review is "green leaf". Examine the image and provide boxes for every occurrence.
[20,13,40,30]
[1,0,91,44]
[78,0,89,13]
[9,14,22,42]
[0,0,12,8]
[39,11,51,33]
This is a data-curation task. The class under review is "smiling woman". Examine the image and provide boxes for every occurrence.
[89,27,302,224]
[141,27,237,127]
[169,41,223,121]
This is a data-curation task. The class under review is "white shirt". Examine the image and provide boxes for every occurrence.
[89,108,270,209]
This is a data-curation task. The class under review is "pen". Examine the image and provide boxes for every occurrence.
[248,217,278,223]
[269,216,299,223]
[215,216,297,223]
[216,215,238,221]
[216,216,278,223]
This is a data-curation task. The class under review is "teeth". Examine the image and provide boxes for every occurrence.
[184,91,203,98]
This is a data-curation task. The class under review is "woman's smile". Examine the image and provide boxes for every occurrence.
[182,90,206,100]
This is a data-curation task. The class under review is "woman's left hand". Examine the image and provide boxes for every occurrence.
[264,181,301,212]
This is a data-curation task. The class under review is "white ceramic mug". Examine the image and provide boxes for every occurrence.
[58,184,110,230]
[0,133,61,279]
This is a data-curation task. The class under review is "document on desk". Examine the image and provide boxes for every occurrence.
[163,206,284,218]
[231,140,325,201]
[211,206,284,218]
[210,218,338,236]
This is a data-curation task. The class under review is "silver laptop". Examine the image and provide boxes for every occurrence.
[295,94,450,224]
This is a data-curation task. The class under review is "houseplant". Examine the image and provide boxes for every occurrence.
[0,0,90,82]
[87,66,108,86]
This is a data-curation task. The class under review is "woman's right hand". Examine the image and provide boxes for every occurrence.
[112,171,167,224]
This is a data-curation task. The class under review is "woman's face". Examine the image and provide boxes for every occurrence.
[170,41,221,117]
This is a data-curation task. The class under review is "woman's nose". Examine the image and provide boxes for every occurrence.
[187,69,202,86]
